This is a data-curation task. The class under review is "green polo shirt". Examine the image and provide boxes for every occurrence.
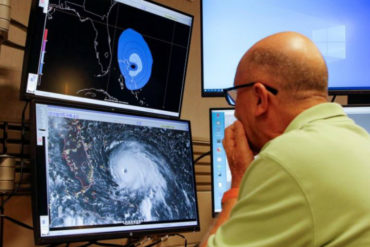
[208,103,370,247]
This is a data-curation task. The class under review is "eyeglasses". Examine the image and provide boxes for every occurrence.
[223,82,279,106]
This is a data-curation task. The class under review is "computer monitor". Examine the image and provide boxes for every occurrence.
[31,101,199,244]
[343,106,370,133]
[210,106,370,216]
[22,0,193,118]
[209,108,236,215]
[201,0,370,96]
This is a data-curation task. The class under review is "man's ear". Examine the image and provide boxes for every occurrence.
[253,83,269,116]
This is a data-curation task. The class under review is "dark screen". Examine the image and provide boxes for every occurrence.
[23,0,193,117]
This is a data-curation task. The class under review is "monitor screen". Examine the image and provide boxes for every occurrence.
[31,102,199,244]
[343,106,370,133]
[202,0,370,96]
[209,106,370,216]
[22,0,193,118]
[209,108,236,215]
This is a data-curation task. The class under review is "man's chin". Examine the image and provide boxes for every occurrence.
[248,141,260,155]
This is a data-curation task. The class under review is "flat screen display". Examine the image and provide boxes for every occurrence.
[22,0,193,118]
[209,106,370,216]
[209,108,236,215]
[202,0,370,96]
[343,106,370,133]
[31,102,199,244]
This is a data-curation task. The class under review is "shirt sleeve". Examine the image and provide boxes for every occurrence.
[207,155,314,247]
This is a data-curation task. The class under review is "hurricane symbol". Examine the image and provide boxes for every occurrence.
[117,28,153,90]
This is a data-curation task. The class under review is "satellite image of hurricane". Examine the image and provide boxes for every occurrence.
[37,0,191,112]
[46,116,197,228]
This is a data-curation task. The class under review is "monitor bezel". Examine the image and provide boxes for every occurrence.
[21,0,194,119]
[30,99,200,245]
[209,107,235,217]
[343,104,370,110]
[200,0,370,97]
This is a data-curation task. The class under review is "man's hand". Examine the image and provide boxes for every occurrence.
[223,120,254,188]
[200,121,255,247]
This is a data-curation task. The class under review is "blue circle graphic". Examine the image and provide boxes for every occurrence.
[117,28,153,90]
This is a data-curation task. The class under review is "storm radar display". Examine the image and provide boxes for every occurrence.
[22,0,193,117]
[118,28,153,90]
[33,103,199,242]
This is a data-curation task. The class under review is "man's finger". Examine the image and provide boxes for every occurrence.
[223,123,236,150]
[233,121,250,150]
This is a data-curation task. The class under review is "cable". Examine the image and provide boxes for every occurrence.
[76,239,144,247]
[2,40,26,50]
[142,235,169,247]
[17,100,29,193]
[0,102,31,247]
[331,95,337,102]
[193,151,211,165]
[143,239,161,247]
[1,122,7,154]
[2,18,28,51]
[52,234,185,247]
[10,18,28,32]
[172,233,187,247]
[94,242,128,247]
[0,215,33,230]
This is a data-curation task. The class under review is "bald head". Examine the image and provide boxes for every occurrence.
[233,32,329,153]
[235,32,328,98]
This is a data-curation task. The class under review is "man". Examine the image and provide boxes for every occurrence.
[202,32,370,246]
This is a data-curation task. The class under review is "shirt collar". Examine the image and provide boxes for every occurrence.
[284,102,346,133]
